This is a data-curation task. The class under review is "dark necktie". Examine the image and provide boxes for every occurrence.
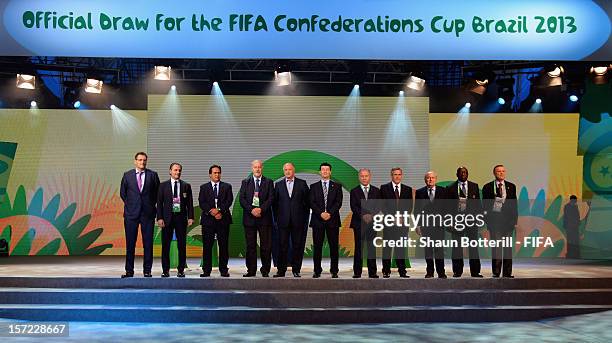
[496,182,503,197]
[395,185,400,199]
[323,182,328,210]
[213,183,218,198]
[255,178,260,193]
[460,182,467,198]
[428,188,434,202]
[173,180,178,198]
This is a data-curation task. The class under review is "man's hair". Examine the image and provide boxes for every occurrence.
[209,165,222,174]
[390,167,403,174]
[359,168,371,175]
[457,166,468,174]
[320,162,332,171]
[169,162,182,170]
[493,164,505,172]
[570,195,578,200]
[134,152,148,160]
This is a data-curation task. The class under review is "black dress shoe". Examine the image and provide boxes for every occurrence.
[453,273,462,278]
[121,272,134,278]
[369,274,380,279]
[425,274,434,278]
[503,275,515,278]
[352,274,361,279]
[243,272,256,277]
[383,273,391,278]
[200,273,210,277]
[471,274,484,278]
[292,272,301,278]
[177,272,185,278]
[399,273,410,278]
[161,272,170,278]
[261,272,269,277]
[220,272,230,277]
[273,273,285,278]
[313,273,321,278]
[331,273,339,278]
[438,274,448,279]
[492,274,500,278]
[143,272,152,278]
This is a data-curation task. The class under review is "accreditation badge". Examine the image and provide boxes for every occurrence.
[493,197,504,212]
[252,192,260,207]
[172,197,181,213]
[458,198,467,212]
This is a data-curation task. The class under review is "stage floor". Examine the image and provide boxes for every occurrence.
[1,256,612,278]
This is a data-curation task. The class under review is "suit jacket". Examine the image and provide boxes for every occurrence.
[447,180,482,215]
[239,175,274,227]
[120,168,160,220]
[199,181,233,227]
[380,182,413,215]
[273,177,310,229]
[349,185,381,230]
[156,179,194,225]
[415,185,449,229]
[482,180,518,232]
[309,180,343,228]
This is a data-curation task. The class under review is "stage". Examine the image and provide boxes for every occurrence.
[1,257,611,324]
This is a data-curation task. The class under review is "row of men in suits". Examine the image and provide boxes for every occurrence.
[350,165,518,279]
[119,152,517,279]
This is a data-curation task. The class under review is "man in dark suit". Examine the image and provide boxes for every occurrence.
[120,152,160,278]
[415,171,448,278]
[157,163,194,278]
[273,162,310,278]
[239,160,275,277]
[482,164,518,278]
[447,167,483,278]
[309,162,343,278]
[350,168,381,278]
[199,165,233,277]
[379,167,413,278]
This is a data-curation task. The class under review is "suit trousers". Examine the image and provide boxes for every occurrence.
[244,224,272,274]
[202,223,230,274]
[161,213,187,273]
[382,226,407,275]
[124,214,155,273]
[451,227,481,276]
[423,227,446,276]
[277,223,305,274]
[353,226,378,276]
[312,224,339,274]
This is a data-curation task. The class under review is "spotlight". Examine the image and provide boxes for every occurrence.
[589,64,610,85]
[535,98,542,104]
[406,74,425,91]
[213,81,218,86]
[497,98,506,105]
[465,102,472,108]
[569,95,578,102]
[154,66,172,81]
[590,66,609,76]
[275,63,292,86]
[354,84,360,89]
[546,65,564,78]
[30,100,37,107]
[171,85,176,91]
[110,104,117,110]
[85,78,103,94]
[399,90,404,96]
[466,78,488,95]
[17,74,36,89]
[73,101,81,109]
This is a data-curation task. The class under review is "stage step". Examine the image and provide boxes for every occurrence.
[1,288,612,307]
[1,277,612,323]
[1,277,612,290]
[1,304,612,323]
